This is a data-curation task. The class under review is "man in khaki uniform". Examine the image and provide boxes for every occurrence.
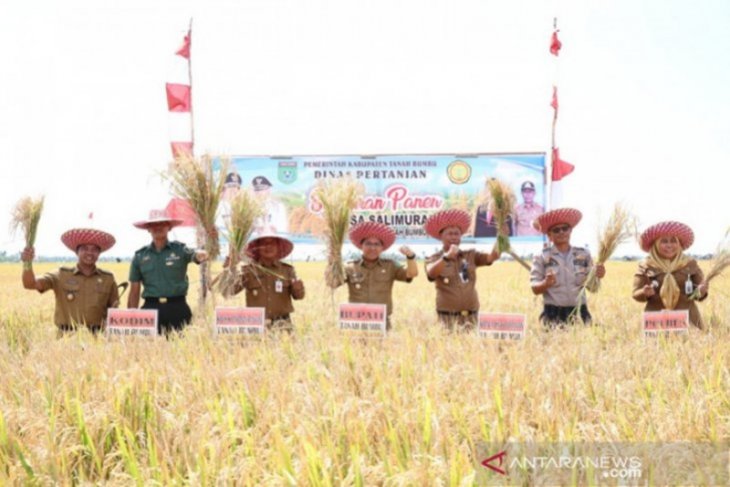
[231,234,305,332]
[530,208,606,328]
[338,221,418,330]
[513,181,544,237]
[425,209,501,331]
[21,227,119,335]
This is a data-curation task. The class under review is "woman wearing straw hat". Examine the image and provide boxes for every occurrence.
[530,208,606,328]
[633,221,708,329]
[127,210,208,335]
[21,228,119,335]
[425,208,501,331]
[338,221,418,330]
[231,233,305,332]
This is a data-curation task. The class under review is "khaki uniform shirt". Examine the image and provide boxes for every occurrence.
[234,261,304,319]
[344,258,411,316]
[426,249,492,312]
[530,246,596,307]
[38,266,119,327]
[513,203,544,236]
[129,241,197,298]
[632,259,706,329]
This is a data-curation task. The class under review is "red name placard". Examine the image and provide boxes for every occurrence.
[215,307,265,336]
[643,310,689,336]
[338,303,387,336]
[106,308,158,337]
[478,313,526,340]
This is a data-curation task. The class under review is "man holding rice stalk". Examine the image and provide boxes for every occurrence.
[632,221,709,329]
[127,210,208,335]
[337,221,418,330]
[20,227,120,336]
[230,233,305,332]
[425,209,501,331]
[530,208,606,328]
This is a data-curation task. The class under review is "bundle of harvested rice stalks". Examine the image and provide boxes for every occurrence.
[479,178,530,270]
[215,190,265,297]
[165,153,229,260]
[10,195,45,270]
[314,177,364,288]
[690,229,730,300]
[585,202,636,291]
[483,178,516,253]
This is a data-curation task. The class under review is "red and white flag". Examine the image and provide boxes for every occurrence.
[167,25,193,158]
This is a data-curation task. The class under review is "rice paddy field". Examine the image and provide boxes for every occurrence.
[0,260,728,485]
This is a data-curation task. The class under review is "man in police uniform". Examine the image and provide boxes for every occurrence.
[530,208,606,328]
[338,221,418,330]
[127,210,208,334]
[513,181,544,236]
[230,234,305,332]
[425,209,501,331]
[21,227,119,335]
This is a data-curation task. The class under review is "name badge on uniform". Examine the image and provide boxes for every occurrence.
[275,279,283,293]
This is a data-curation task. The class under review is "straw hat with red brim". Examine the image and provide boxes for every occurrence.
[133,209,184,229]
[424,209,471,239]
[61,228,116,253]
[532,208,582,234]
[640,221,694,252]
[349,222,396,250]
[246,234,294,260]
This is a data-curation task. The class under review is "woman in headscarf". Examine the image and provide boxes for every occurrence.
[632,221,708,329]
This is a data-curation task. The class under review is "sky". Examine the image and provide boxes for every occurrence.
[1,0,729,258]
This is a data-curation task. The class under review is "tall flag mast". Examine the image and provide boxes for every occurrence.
[548,17,575,210]
[166,19,194,158]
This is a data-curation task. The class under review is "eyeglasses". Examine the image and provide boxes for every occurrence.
[550,225,571,234]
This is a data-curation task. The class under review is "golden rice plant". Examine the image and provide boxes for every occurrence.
[314,177,364,288]
[10,195,44,270]
[215,190,265,297]
[690,229,730,300]
[165,153,229,260]
[482,178,515,254]
[585,202,636,291]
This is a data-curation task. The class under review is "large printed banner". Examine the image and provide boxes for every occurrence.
[221,153,545,245]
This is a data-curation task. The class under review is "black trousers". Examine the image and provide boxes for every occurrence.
[142,297,192,334]
[540,304,592,328]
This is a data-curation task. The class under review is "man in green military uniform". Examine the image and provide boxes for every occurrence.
[337,221,417,330]
[21,227,119,335]
[127,210,208,334]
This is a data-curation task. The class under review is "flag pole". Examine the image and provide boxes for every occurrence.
[548,17,558,212]
[184,18,209,310]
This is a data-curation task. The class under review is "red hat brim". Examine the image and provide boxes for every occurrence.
[532,208,582,234]
[246,234,294,260]
[61,228,116,253]
[424,209,471,239]
[349,222,396,250]
[640,221,694,252]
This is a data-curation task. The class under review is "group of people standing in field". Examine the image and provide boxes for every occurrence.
[20,205,710,336]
